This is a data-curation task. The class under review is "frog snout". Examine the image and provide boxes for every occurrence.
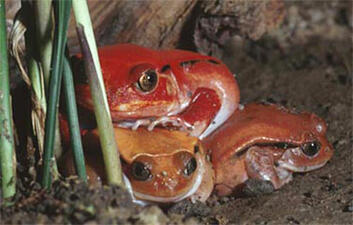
[153,173,179,190]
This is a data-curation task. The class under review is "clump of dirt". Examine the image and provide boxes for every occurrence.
[1,178,174,224]
[2,1,352,224]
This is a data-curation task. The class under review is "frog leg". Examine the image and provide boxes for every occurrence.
[245,146,293,189]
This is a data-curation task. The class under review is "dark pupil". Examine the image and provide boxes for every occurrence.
[184,157,197,176]
[131,161,151,181]
[302,141,321,157]
[139,70,157,92]
[145,70,157,83]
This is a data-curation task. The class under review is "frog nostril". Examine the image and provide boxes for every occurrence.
[160,64,171,73]
[194,145,200,153]
[301,141,321,157]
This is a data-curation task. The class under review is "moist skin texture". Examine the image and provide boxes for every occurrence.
[74,44,239,138]
[203,103,333,196]
[62,127,214,204]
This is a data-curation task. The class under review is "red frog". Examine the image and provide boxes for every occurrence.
[74,44,240,139]
[62,43,237,203]
[203,103,334,196]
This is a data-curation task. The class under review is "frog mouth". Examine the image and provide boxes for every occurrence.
[114,102,228,138]
[115,82,237,139]
[278,161,328,173]
[124,153,205,204]
[116,116,194,133]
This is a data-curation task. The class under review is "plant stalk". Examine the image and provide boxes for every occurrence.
[33,0,63,161]
[33,0,53,87]
[0,0,16,199]
[72,0,123,186]
[62,57,87,181]
[42,0,72,188]
[75,25,123,186]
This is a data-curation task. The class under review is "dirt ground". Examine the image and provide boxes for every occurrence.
[1,1,352,224]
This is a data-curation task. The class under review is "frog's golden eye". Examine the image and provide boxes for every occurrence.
[183,157,197,176]
[301,141,321,157]
[131,161,152,181]
[174,152,198,177]
[136,69,158,92]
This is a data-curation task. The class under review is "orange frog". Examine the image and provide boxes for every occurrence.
[203,103,334,196]
[73,44,240,139]
[63,127,214,204]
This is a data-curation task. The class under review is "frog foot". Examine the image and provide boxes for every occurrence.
[245,146,293,189]
[147,116,193,132]
[116,116,193,133]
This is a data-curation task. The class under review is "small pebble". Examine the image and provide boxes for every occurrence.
[342,200,353,212]
[303,192,312,198]
[287,216,300,224]
[242,179,275,196]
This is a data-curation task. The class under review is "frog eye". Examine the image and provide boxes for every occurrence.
[183,157,197,176]
[136,69,158,92]
[301,141,321,157]
[131,161,151,181]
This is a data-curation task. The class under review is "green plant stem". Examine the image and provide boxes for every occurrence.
[27,53,46,154]
[72,0,105,91]
[73,0,123,186]
[34,0,53,87]
[62,57,87,181]
[20,0,46,158]
[26,52,61,179]
[42,0,72,188]
[33,0,63,161]
[0,0,16,199]
[75,24,123,186]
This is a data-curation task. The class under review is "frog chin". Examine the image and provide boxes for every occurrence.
[124,154,205,204]
[278,160,328,173]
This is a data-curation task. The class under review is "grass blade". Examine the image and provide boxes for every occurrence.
[17,1,48,164]
[34,0,64,162]
[42,0,72,188]
[72,0,123,186]
[0,0,16,199]
[75,25,123,186]
[33,0,53,88]
[62,57,87,181]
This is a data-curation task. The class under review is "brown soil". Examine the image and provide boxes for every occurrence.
[1,1,352,224]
